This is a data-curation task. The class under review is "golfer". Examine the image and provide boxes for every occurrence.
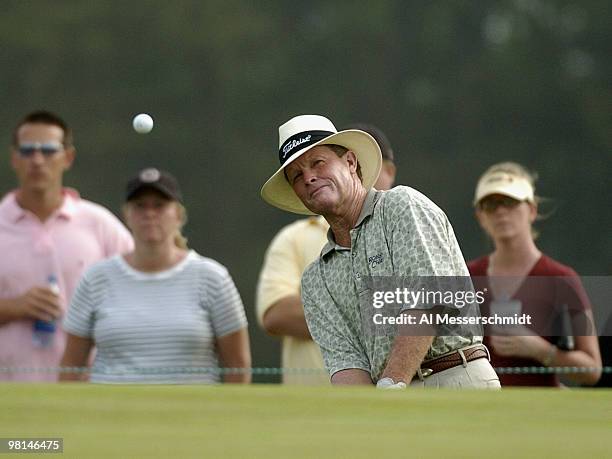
[261,115,500,388]
[256,123,396,385]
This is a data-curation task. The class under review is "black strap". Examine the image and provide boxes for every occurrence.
[278,130,334,165]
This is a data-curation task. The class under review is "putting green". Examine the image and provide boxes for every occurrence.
[1,384,610,458]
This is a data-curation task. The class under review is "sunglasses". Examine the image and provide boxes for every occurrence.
[478,196,522,212]
[17,142,63,157]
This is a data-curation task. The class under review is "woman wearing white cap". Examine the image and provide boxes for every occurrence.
[468,162,601,387]
[60,168,251,383]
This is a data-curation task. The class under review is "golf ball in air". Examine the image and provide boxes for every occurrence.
[132,113,154,134]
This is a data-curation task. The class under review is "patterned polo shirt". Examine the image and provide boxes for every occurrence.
[301,186,480,381]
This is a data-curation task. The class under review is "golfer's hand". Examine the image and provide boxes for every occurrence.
[16,286,63,322]
[376,377,407,390]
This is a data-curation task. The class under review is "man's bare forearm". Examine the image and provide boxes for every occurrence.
[262,295,312,339]
[0,298,21,324]
[381,335,434,383]
[331,368,373,385]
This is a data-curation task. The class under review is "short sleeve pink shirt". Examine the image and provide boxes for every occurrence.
[0,189,133,381]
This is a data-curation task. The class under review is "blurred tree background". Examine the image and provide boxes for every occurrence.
[1,0,610,381]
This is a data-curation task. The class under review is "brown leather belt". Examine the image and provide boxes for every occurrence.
[420,344,489,377]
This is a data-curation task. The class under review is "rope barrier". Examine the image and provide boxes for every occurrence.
[0,366,610,375]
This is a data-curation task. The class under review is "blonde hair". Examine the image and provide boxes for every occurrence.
[174,203,189,249]
[477,161,543,240]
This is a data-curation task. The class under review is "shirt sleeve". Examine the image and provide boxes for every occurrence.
[255,225,303,325]
[383,187,475,320]
[301,264,370,378]
[100,209,134,257]
[63,270,97,338]
[555,271,595,336]
[384,188,469,277]
[205,266,248,338]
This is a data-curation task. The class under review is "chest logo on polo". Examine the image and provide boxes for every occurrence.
[368,253,384,268]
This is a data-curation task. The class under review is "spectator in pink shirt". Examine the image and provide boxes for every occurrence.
[0,110,133,381]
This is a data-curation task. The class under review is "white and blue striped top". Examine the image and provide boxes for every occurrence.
[64,250,248,384]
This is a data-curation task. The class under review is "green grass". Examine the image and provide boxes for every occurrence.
[1,384,611,458]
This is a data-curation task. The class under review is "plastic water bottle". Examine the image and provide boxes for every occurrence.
[32,275,60,348]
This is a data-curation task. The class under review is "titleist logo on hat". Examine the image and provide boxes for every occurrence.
[278,130,334,164]
[282,135,311,157]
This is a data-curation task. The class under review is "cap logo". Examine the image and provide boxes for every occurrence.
[278,130,335,165]
[485,174,514,184]
[140,168,160,183]
[282,135,311,158]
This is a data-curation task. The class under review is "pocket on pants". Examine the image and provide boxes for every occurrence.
[466,359,501,389]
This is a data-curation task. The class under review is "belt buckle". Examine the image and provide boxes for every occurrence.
[421,368,433,377]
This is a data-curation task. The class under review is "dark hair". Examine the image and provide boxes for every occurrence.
[342,123,394,162]
[12,110,73,148]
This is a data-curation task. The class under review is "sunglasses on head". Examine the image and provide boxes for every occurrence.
[478,195,523,212]
[17,142,63,157]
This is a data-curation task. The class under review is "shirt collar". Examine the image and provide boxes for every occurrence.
[58,188,80,219]
[0,188,80,223]
[320,188,381,257]
[321,233,336,257]
[355,188,379,227]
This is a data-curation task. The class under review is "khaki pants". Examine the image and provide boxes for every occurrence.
[410,352,501,389]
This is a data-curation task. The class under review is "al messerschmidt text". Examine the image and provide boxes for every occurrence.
[373,313,532,326]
